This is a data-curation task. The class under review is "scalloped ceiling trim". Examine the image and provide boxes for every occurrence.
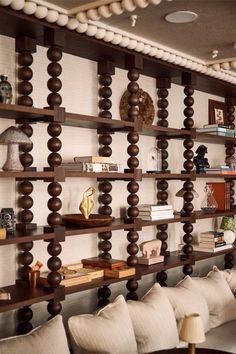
[0,0,235,85]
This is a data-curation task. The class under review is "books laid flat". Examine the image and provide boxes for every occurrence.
[74,156,114,163]
[104,266,135,278]
[61,162,122,172]
[138,204,173,212]
[81,257,126,270]
[140,212,174,220]
[38,272,91,287]
[192,244,232,253]
[203,124,231,129]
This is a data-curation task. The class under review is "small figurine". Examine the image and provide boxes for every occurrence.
[193,145,210,173]
[138,239,164,265]
[29,260,43,289]
[79,187,96,219]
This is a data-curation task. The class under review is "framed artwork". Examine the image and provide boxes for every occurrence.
[208,99,227,125]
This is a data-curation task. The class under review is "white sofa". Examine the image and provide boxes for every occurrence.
[0,266,235,354]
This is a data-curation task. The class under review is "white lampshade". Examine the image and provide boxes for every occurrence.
[179,313,205,344]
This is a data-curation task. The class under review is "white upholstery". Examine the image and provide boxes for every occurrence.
[68,295,138,354]
[127,283,179,353]
[0,315,70,354]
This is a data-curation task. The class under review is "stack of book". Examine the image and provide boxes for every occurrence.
[204,165,236,175]
[192,231,232,253]
[138,204,174,220]
[61,156,123,172]
[196,124,235,137]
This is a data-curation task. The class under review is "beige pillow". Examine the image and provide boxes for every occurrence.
[192,267,236,328]
[163,276,210,333]
[0,315,70,354]
[223,267,236,294]
[68,295,137,354]
[127,283,179,354]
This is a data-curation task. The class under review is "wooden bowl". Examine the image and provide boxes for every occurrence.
[62,214,113,227]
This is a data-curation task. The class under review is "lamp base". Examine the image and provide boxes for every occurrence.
[188,343,196,354]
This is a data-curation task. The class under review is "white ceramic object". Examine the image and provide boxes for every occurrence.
[223,230,236,245]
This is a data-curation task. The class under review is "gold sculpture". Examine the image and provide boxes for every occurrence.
[79,187,96,219]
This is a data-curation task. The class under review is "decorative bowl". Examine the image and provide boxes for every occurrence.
[62,214,113,227]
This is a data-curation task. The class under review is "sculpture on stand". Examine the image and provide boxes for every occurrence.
[193,145,210,173]
[138,239,164,265]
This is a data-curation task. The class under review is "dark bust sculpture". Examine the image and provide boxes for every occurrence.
[193,144,210,173]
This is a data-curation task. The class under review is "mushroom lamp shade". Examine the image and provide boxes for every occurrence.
[179,313,205,354]
[220,216,236,244]
[0,126,32,171]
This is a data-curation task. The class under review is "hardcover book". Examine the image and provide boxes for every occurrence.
[74,156,114,163]
[81,257,126,270]
[206,182,230,211]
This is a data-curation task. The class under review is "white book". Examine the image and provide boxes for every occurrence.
[140,213,174,220]
[138,204,173,212]
[192,244,232,253]
[74,155,114,163]
[139,210,173,216]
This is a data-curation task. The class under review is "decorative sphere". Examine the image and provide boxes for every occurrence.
[223,230,235,244]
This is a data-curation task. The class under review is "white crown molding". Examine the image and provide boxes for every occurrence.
[0,0,235,85]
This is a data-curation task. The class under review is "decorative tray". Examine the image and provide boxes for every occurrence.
[62,214,113,227]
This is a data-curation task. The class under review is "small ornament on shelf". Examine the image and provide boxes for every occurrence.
[138,239,164,265]
[193,145,210,173]
[146,146,162,173]
[0,74,12,104]
[201,184,218,214]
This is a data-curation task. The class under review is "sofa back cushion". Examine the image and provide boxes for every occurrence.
[163,276,210,333]
[0,315,70,354]
[127,283,179,354]
[191,267,236,328]
[223,267,236,294]
[68,295,137,354]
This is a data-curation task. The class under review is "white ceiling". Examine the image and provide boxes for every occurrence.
[41,0,236,63]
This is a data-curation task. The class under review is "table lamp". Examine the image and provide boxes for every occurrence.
[179,313,205,354]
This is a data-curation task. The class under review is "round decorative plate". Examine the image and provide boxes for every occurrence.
[119,88,155,126]
[62,214,113,227]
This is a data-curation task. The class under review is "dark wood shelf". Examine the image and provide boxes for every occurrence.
[197,172,236,179]
[0,103,53,121]
[142,172,194,180]
[0,227,54,246]
[64,112,134,131]
[65,218,134,237]
[136,251,194,276]
[195,132,236,145]
[65,171,135,180]
[0,283,56,313]
[0,170,55,179]
[194,208,236,220]
[65,274,140,295]
[140,125,192,138]
[193,246,236,261]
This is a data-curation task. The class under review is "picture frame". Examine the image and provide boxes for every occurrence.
[208,99,227,125]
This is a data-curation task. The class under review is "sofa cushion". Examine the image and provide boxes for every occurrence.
[68,295,137,354]
[223,267,236,294]
[163,276,210,333]
[192,267,236,328]
[0,315,70,354]
[127,283,179,354]
[198,320,236,354]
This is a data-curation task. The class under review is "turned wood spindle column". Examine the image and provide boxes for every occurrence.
[44,30,64,318]
[97,61,115,308]
[224,97,236,269]
[125,55,142,300]
[15,37,37,335]
[156,78,171,287]
[181,73,195,276]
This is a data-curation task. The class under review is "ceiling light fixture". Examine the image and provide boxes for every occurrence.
[165,11,198,24]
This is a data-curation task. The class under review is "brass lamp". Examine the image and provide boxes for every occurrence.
[179,313,205,354]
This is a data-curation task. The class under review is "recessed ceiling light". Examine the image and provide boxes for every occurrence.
[165,11,198,24]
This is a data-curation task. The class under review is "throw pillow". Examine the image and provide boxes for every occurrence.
[127,283,179,354]
[0,315,70,354]
[163,276,210,333]
[192,267,236,328]
[68,295,138,354]
[223,267,236,294]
